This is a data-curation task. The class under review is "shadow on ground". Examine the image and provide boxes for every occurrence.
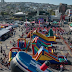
[67,60,72,65]
[57,42,63,45]
[27,48,32,52]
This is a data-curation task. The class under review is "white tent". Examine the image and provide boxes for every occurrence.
[6,26,12,30]
[42,29,47,32]
[24,21,30,24]
[15,12,24,15]
[0,29,10,37]
[69,26,72,30]
[14,12,25,16]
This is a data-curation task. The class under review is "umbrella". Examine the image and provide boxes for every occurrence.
[42,29,47,32]
[69,23,72,27]
[0,26,5,28]
[5,24,9,26]
[12,24,19,28]
[10,23,13,26]
[31,21,35,23]
[53,21,58,24]
[64,21,68,24]
[24,21,30,24]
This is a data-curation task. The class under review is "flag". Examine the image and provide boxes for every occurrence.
[39,20,40,27]
[26,19,27,26]
[31,21,35,23]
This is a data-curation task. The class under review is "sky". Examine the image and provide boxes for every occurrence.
[1,0,72,5]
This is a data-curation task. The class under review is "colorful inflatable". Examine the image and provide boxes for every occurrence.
[27,30,33,38]
[9,47,21,62]
[17,38,30,50]
[58,55,68,64]
[33,30,56,43]
[32,46,68,64]
[10,51,52,72]
[0,26,5,28]
[32,37,53,55]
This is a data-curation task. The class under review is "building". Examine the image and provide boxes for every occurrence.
[26,11,49,22]
[34,15,48,23]
[54,10,61,16]
[1,0,4,3]
[51,9,69,21]
[13,12,26,21]
[66,9,72,16]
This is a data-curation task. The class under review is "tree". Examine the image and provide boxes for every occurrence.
[19,17,23,20]
[1,12,4,17]
[48,9,55,15]
[4,12,9,15]
[71,5,72,9]
[52,11,55,15]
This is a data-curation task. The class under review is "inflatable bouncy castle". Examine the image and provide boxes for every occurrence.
[10,51,52,72]
[9,47,21,62]
[17,38,30,50]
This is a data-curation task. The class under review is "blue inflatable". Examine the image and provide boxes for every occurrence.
[10,51,52,72]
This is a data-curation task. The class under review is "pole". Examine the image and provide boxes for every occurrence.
[38,20,40,31]
[26,19,27,27]
[39,20,40,27]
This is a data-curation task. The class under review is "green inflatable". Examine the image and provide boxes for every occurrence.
[48,28,54,37]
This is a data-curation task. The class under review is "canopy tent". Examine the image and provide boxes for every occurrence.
[53,21,58,24]
[31,21,35,23]
[0,26,5,28]
[48,28,54,37]
[0,28,10,37]
[0,24,9,26]
[12,24,19,28]
[64,21,68,24]
[14,12,25,15]
[24,21,30,24]
[42,29,47,32]
[10,23,14,26]
[6,26,12,30]
[15,12,24,15]
[69,23,72,27]
[69,26,72,30]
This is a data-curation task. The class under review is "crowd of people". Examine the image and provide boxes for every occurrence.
[0,46,10,70]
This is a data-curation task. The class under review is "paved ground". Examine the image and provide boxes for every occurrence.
[0,23,72,72]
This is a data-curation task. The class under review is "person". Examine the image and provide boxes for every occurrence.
[14,40,16,44]
[19,28,20,31]
[13,39,15,44]
[4,61,9,68]
[22,34,23,38]
[5,45,7,49]
[59,64,63,72]
[3,50,5,56]
[22,32,24,35]
[8,65,11,71]
[55,48,56,52]
[4,53,6,58]
[49,22,51,26]
[0,58,2,69]
[10,41,12,44]
[1,46,2,53]
[13,31,15,37]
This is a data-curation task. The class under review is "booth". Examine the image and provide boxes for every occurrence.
[0,28,10,41]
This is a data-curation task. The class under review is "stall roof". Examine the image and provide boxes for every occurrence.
[69,23,72,27]
[6,26,12,30]
[12,24,19,28]
[0,28,10,37]
[24,21,30,24]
